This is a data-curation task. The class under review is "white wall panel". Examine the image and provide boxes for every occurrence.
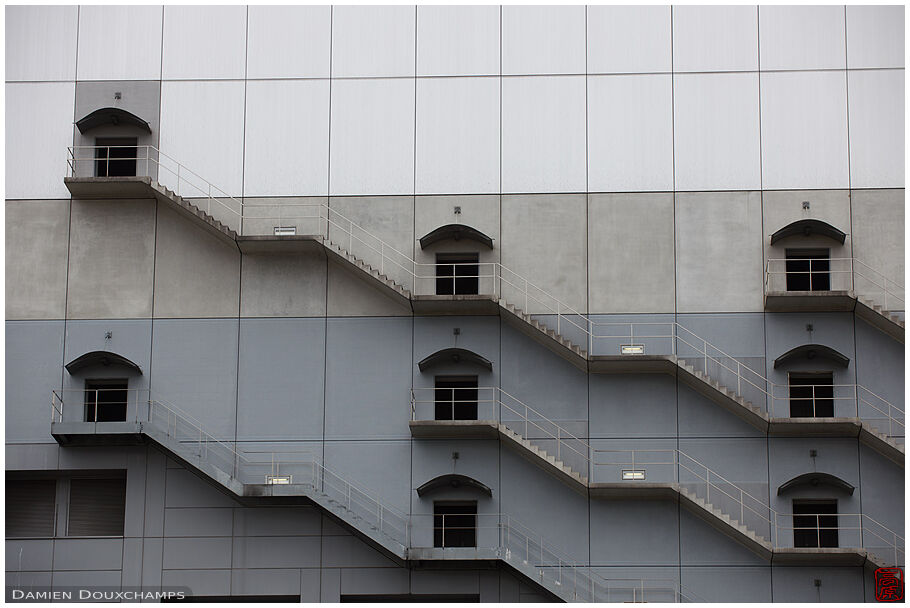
[416,77,499,195]
[673,73,760,191]
[246,6,331,79]
[588,74,673,192]
[417,5,499,76]
[159,81,246,197]
[332,6,415,77]
[848,69,904,189]
[330,79,415,196]
[760,71,848,190]
[502,76,586,193]
[502,6,585,75]
[587,6,671,74]
[5,82,75,199]
[673,6,758,72]
[759,6,845,70]
[5,5,77,81]
[77,6,163,80]
[243,80,330,197]
[162,6,247,80]
[846,5,905,68]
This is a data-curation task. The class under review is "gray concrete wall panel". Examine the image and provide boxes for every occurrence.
[6,201,70,320]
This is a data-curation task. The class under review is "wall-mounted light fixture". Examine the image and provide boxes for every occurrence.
[622,470,646,480]
[621,345,644,355]
[266,475,291,485]
[114,91,122,100]
[274,226,297,236]
[802,201,810,210]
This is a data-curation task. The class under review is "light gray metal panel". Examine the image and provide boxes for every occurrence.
[680,566,771,602]
[161,537,232,570]
[300,568,321,603]
[163,468,237,509]
[53,539,123,571]
[231,569,304,597]
[590,374,677,439]
[237,318,326,441]
[851,189,905,293]
[502,6,585,75]
[332,6,415,78]
[673,6,758,72]
[150,318,239,439]
[6,82,76,199]
[678,381,766,439]
[123,450,148,538]
[417,6,500,76]
[322,440,411,514]
[500,318,588,429]
[6,201,70,320]
[161,6,246,80]
[246,6,331,79]
[6,321,65,443]
[4,572,53,600]
[52,570,122,590]
[758,6,846,71]
[590,500,680,566]
[324,317,412,441]
[161,569,231,597]
[143,449,167,537]
[858,445,904,537]
[499,448,589,563]
[140,537,163,591]
[587,6,672,74]
[76,7,163,80]
[5,444,59,470]
[163,507,233,538]
[846,5,905,69]
[320,536,399,569]
[232,506,322,537]
[5,540,54,572]
[340,567,410,595]
[320,568,341,602]
[410,570,481,595]
[6,6,78,81]
[854,316,905,410]
[771,566,864,602]
[152,206,241,318]
[121,537,143,588]
[232,536,321,569]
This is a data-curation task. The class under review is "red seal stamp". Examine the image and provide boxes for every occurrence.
[875,568,904,602]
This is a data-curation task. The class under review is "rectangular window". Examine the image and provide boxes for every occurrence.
[94,137,138,177]
[433,501,477,548]
[785,248,830,292]
[6,479,56,538]
[793,500,838,548]
[83,379,129,422]
[434,376,479,421]
[436,253,479,296]
[789,373,835,417]
[68,477,126,536]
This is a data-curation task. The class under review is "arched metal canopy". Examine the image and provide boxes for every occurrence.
[418,348,493,372]
[777,472,855,496]
[769,219,846,245]
[65,351,143,375]
[773,344,850,369]
[76,107,152,134]
[419,224,494,249]
[416,474,493,497]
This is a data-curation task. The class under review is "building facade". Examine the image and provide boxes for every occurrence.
[5,4,905,602]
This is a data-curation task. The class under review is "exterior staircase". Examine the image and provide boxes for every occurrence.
[409,388,904,570]
[50,392,703,604]
[63,148,904,462]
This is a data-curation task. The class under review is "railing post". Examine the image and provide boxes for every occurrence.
[94,390,99,423]
[176,163,181,196]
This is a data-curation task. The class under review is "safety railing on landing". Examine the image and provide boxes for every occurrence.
[765,257,905,313]
[64,147,905,439]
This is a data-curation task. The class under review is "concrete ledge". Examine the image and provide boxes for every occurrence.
[236,235,325,254]
[764,290,855,312]
[589,482,680,500]
[769,418,862,437]
[411,295,501,315]
[771,547,867,567]
[588,355,675,374]
[51,421,145,446]
[64,176,154,199]
[409,420,500,438]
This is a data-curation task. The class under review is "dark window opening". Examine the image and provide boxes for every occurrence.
[434,501,477,548]
[84,379,129,422]
[6,479,56,538]
[94,137,137,177]
[68,477,126,536]
[434,376,479,421]
[785,248,830,292]
[789,372,835,417]
[436,253,479,295]
[793,500,838,548]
